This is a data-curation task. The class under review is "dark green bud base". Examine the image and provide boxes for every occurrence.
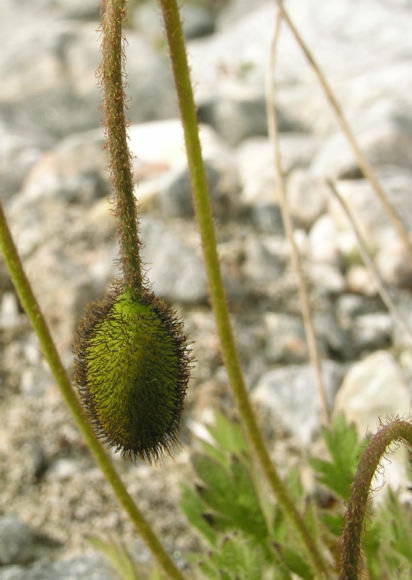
[74,284,190,462]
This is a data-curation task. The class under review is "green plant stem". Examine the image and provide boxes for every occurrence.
[100,0,142,293]
[157,0,329,576]
[0,202,185,580]
[338,419,412,580]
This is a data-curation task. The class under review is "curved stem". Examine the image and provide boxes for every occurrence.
[100,0,143,293]
[0,202,185,580]
[338,419,412,579]
[266,7,330,425]
[157,0,329,576]
[275,0,412,267]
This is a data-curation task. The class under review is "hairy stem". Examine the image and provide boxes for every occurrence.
[100,0,142,293]
[275,0,412,267]
[266,7,330,425]
[338,419,412,579]
[0,202,184,580]
[157,0,329,575]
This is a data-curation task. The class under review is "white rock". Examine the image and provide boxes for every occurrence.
[253,361,344,445]
[309,215,341,265]
[334,351,411,496]
[287,170,328,229]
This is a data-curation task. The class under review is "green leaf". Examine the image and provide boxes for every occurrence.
[377,488,412,565]
[280,546,314,580]
[206,411,247,457]
[321,512,343,537]
[309,414,363,500]
[88,535,140,580]
[180,483,217,545]
[199,533,268,580]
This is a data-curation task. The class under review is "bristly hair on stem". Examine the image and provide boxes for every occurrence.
[338,418,412,579]
[98,0,143,294]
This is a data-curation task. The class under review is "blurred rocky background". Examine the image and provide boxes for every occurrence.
[1,0,412,577]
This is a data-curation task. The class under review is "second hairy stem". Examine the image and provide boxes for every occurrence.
[100,0,142,292]
[158,0,329,576]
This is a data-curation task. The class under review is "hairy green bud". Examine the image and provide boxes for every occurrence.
[74,285,190,462]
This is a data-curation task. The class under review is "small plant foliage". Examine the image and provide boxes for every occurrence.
[180,413,412,579]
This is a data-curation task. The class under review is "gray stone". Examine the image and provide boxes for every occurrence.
[328,170,412,260]
[314,310,348,358]
[190,0,412,136]
[336,294,383,322]
[334,351,411,494]
[14,0,99,20]
[242,234,287,285]
[0,122,49,201]
[349,313,393,353]
[287,170,328,230]
[158,158,238,219]
[0,554,115,580]
[0,292,20,330]
[312,105,412,179]
[335,351,410,431]
[204,87,270,146]
[309,215,341,266]
[253,361,345,445]
[376,232,412,288]
[0,20,175,139]
[264,313,307,364]
[140,217,208,304]
[308,262,346,295]
[15,128,108,208]
[0,516,35,565]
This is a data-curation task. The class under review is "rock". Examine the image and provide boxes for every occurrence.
[264,313,307,364]
[235,135,318,231]
[329,170,412,255]
[190,0,412,136]
[199,87,266,146]
[0,554,115,580]
[0,516,35,565]
[287,170,328,230]
[0,20,175,139]
[314,309,348,359]
[334,351,411,494]
[253,361,345,445]
[312,104,412,178]
[158,157,239,219]
[336,293,382,322]
[0,121,49,202]
[334,350,410,434]
[128,120,238,217]
[346,265,376,296]
[15,0,100,20]
[140,217,208,304]
[0,292,20,330]
[14,128,108,210]
[242,234,287,285]
[308,262,346,295]
[376,231,412,288]
[349,313,393,353]
[309,215,341,266]
[217,0,269,28]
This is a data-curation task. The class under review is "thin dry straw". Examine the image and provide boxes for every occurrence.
[274,0,412,267]
[327,179,412,345]
[266,6,331,425]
